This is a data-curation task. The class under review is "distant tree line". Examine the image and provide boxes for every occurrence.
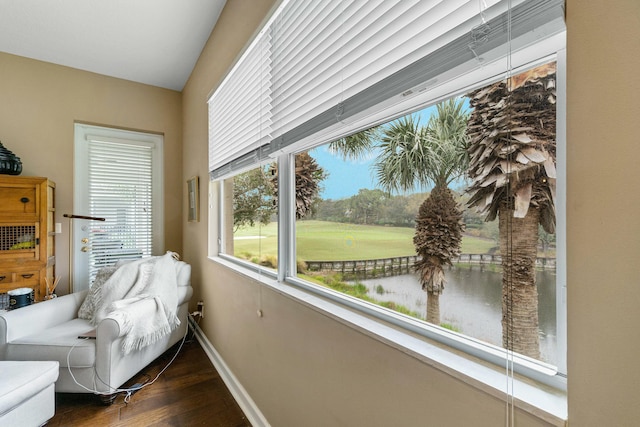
[313,189,425,227]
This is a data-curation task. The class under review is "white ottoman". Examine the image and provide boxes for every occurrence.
[0,361,59,427]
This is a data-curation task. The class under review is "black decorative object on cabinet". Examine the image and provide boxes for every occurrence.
[0,141,22,175]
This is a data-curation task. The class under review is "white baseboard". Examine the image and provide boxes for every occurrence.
[188,316,270,427]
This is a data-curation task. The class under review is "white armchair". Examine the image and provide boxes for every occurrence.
[0,259,192,404]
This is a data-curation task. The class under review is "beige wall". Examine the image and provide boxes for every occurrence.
[0,52,183,295]
[181,0,640,426]
[566,1,640,425]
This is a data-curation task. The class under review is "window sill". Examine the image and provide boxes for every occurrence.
[210,256,568,426]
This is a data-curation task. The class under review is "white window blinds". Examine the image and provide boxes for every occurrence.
[86,138,155,278]
[270,0,497,141]
[208,0,565,178]
[208,32,272,176]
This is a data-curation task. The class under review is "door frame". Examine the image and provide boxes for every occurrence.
[72,123,164,292]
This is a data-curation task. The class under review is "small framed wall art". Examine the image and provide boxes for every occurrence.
[187,176,199,222]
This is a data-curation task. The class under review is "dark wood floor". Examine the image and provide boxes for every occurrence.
[48,336,251,427]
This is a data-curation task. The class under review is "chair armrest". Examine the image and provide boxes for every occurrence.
[179,285,193,306]
[96,316,123,341]
[95,287,193,343]
[93,316,125,393]
[0,291,88,346]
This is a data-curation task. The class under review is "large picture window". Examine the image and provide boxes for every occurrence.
[294,61,559,366]
[209,0,566,389]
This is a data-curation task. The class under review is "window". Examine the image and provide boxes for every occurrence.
[294,61,560,367]
[209,0,566,388]
[219,164,278,273]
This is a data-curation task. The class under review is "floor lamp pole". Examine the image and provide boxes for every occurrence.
[68,217,74,294]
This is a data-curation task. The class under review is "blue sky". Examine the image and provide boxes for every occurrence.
[308,99,471,200]
[310,145,378,200]
[309,104,435,200]
[310,144,445,200]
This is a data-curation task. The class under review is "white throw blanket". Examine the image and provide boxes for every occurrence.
[91,252,181,354]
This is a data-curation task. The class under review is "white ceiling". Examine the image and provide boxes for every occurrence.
[0,0,227,91]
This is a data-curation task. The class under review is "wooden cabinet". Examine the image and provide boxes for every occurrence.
[0,176,55,302]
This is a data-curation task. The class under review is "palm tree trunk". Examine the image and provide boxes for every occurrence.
[499,204,540,359]
[426,291,440,325]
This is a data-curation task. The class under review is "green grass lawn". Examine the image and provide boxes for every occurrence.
[232,220,496,262]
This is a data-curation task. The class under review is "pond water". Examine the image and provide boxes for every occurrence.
[358,266,558,365]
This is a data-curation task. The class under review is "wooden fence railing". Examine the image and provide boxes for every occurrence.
[304,253,555,280]
[305,256,418,280]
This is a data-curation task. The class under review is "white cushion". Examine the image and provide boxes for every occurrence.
[0,361,58,417]
[78,266,118,321]
[5,318,96,367]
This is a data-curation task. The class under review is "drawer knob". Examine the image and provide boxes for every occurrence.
[0,275,5,281]
[21,274,34,279]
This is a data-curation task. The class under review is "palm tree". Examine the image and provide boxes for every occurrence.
[375,99,469,325]
[466,62,557,359]
[327,101,469,324]
[413,185,464,324]
[270,152,326,220]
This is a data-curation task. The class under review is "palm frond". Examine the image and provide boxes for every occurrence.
[374,99,470,193]
[466,63,557,233]
[328,127,379,161]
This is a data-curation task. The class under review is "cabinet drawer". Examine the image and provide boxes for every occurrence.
[0,270,40,291]
[0,185,37,215]
[16,271,40,285]
[0,271,15,284]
